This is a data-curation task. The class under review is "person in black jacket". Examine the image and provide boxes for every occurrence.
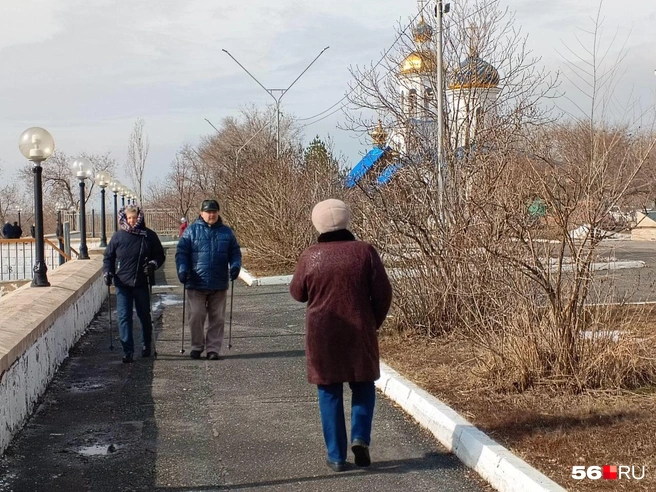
[103,205,166,363]
[13,222,22,238]
[2,221,14,238]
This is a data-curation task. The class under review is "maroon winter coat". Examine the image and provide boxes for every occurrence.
[290,234,392,385]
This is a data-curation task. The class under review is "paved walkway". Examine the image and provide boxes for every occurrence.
[0,251,489,491]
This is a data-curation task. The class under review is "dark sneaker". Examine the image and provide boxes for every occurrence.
[325,459,347,472]
[141,346,152,358]
[122,353,134,364]
[190,350,202,360]
[352,439,371,467]
[207,352,220,360]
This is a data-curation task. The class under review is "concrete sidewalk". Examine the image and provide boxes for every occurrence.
[0,264,490,490]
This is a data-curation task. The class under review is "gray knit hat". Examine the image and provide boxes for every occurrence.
[311,199,350,234]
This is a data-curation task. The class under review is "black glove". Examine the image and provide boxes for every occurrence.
[178,270,189,284]
[229,265,240,281]
[103,272,113,286]
[144,260,157,276]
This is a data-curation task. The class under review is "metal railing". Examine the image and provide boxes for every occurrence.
[61,209,180,236]
[0,237,72,282]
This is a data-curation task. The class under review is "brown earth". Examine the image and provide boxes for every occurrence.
[379,332,656,491]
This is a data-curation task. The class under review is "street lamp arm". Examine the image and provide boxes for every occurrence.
[237,120,272,155]
[222,49,277,103]
[235,120,273,166]
[280,46,330,102]
[204,118,221,134]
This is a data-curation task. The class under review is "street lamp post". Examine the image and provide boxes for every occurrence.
[17,208,21,228]
[55,202,65,265]
[71,157,94,260]
[19,127,55,287]
[222,46,330,159]
[110,180,122,232]
[95,171,111,247]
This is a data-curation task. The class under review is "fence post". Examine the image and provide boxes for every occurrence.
[63,222,71,259]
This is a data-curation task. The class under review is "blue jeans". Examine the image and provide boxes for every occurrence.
[115,284,152,356]
[317,382,376,463]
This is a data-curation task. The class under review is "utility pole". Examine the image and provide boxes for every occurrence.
[222,47,330,159]
[435,1,449,219]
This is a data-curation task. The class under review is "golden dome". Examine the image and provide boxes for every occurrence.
[400,50,436,75]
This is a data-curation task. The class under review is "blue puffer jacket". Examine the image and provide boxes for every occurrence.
[175,216,242,291]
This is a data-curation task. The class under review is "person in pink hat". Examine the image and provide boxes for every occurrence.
[290,198,392,472]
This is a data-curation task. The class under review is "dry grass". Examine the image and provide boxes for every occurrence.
[379,328,656,491]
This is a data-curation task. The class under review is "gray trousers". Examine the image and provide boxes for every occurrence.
[186,289,227,354]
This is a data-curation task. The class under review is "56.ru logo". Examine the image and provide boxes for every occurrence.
[572,465,646,480]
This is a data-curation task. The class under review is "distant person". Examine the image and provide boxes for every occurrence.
[13,222,22,238]
[103,206,166,363]
[179,217,188,237]
[30,224,36,238]
[289,198,393,472]
[3,221,14,238]
[175,199,241,360]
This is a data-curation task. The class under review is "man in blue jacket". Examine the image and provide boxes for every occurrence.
[175,199,242,360]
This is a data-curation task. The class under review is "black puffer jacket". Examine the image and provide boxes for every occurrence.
[103,228,165,288]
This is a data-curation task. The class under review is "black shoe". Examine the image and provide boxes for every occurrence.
[122,353,134,364]
[352,439,371,467]
[326,459,347,472]
[207,352,220,360]
[190,350,202,360]
[142,346,152,358]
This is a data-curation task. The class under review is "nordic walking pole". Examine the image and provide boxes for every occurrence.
[228,279,235,349]
[147,274,157,358]
[180,284,186,354]
[108,284,114,350]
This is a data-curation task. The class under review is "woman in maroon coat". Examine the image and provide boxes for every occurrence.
[290,198,392,472]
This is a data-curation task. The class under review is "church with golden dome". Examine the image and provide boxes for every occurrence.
[346,2,500,188]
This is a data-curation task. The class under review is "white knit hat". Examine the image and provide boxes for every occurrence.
[311,199,350,234]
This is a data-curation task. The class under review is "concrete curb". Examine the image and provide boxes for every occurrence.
[240,268,292,286]
[376,364,566,492]
[241,269,566,492]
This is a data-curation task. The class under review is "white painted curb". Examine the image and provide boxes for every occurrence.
[239,268,292,286]
[376,364,566,492]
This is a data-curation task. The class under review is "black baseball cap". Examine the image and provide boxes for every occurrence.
[201,199,220,212]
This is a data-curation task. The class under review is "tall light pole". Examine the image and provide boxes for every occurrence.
[435,1,450,219]
[110,180,122,232]
[71,157,94,260]
[17,207,21,228]
[18,127,55,287]
[95,171,111,247]
[222,46,330,159]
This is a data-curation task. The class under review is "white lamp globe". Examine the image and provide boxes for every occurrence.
[18,127,55,162]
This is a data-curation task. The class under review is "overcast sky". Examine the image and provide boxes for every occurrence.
[0,0,654,191]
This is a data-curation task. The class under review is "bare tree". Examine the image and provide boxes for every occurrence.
[341,0,656,392]
[125,118,150,204]
[147,144,204,224]
[0,165,22,225]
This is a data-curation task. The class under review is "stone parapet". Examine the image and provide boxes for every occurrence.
[0,258,105,454]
